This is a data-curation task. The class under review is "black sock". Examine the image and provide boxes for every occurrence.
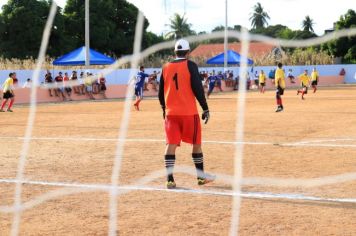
[192,153,204,179]
[165,155,175,182]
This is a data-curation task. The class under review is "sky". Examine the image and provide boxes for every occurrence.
[0,0,355,36]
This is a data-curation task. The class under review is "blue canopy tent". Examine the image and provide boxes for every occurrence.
[53,46,115,66]
[206,50,254,65]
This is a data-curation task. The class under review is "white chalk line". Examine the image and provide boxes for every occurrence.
[0,178,355,214]
[0,164,355,213]
[290,138,356,145]
[0,136,356,148]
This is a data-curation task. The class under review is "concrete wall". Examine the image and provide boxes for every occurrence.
[0,64,355,87]
[11,84,159,104]
[0,64,353,104]
[5,75,344,104]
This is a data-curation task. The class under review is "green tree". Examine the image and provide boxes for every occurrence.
[0,0,60,58]
[326,9,356,63]
[142,31,166,55]
[48,1,74,57]
[249,2,270,29]
[165,13,195,39]
[302,15,315,32]
[278,28,296,39]
[209,25,236,43]
[0,14,4,40]
[64,0,153,56]
[250,24,287,37]
[250,24,316,40]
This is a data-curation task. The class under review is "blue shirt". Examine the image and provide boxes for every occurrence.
[135,71,149,88]
[208,75,217,83]
[216,74,224,81]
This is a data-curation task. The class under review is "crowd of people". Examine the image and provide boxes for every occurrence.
[44,70,107,101]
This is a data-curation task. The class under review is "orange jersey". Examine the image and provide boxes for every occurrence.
[162,60,198,116]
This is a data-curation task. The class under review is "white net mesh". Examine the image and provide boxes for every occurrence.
[0,1,356,235]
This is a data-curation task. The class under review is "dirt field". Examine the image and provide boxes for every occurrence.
[0,86,356,235]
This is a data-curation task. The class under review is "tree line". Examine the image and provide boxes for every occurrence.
[0,0,165,59]
[0,1,355,63]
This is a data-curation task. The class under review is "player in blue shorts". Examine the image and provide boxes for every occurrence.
[207,72,217,98]
[134,65,149,110]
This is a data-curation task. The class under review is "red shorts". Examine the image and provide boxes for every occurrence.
[165,115,201,145]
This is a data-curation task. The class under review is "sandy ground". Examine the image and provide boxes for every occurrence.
[0,86,356,235]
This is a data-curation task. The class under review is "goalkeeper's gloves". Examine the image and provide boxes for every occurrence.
[202,110,210,124]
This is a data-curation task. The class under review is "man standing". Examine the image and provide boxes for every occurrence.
[310,67,319,93]
[275,63,285,112]
[216,71,224,92]
[134,66,149,111]
[1,72,16,112]
[159,39,215,189]
[54,72,65,101]
[45,71,55,97]
[63,72,72,101]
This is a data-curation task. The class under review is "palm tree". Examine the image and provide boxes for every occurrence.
[249,2,270,29]
[165,13,194,39]
[302,16,315,32]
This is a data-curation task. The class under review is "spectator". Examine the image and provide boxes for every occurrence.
[254,70,259,88]
[79,71,85,95]
[216,71,224,92]
[45,71,55,97]
[148,70,160,91]
[54,72,66,101]
[22,78,32,88]
[63,72,72,101]
[199,71,205,81]
[92,73,100,94]
[143,70,150,91]
[225,70,234,87]
[84,73,95,100]
[287,69,296,83]
[98,73,107,99]
[233,75,240,90]
[224,70,230,87]
[245,71,251,90]
[70,71,80,94]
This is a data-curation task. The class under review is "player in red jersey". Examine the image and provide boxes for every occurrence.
[159,39,215,189]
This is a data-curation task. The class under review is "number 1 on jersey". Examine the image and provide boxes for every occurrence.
[173,73,178,90]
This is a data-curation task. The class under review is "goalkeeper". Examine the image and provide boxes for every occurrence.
[158,39,215,189]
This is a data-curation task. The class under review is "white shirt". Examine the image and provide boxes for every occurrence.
[22,81,32,88]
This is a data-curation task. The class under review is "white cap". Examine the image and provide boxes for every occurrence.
[174,39,190,51]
